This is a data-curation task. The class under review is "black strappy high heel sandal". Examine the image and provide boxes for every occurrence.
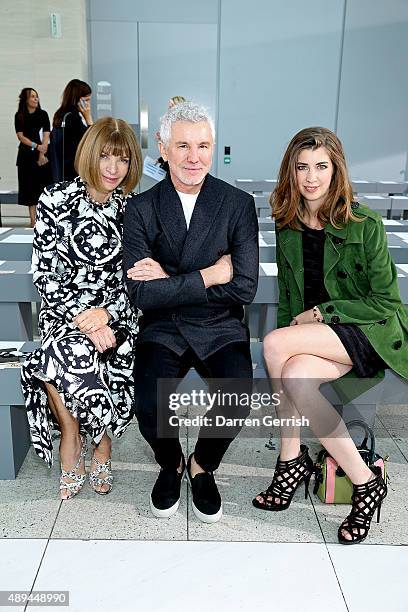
[338,465,387,545]
[252,444,314,511]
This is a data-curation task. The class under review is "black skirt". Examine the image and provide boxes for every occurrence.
[328,323,387,378]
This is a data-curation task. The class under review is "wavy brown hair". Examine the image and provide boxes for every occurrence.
[16,88,41,123]
[53,79,92,128]
[75,117,142,195]
[271,127,359,229]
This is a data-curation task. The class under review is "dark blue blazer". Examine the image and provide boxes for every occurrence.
[123,173,259,359]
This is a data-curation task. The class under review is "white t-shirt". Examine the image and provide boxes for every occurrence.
[177,190,199,230]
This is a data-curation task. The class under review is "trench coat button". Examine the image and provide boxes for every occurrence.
[70,208,80,218]
[378,320,387,325]
[337,270,347,279]
[109,237,119,248]
[74,235,84,245]
[333,237,344,245]
[326,305,334,313]
[393,340,402,350]
[351,202,360,209]
[331,315,340,323]
[355,263,363,272]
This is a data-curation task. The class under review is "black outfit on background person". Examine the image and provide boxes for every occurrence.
[301,224,387,377]
[123,173,259,471]
[49,110,88,182]
[14,108,51,205]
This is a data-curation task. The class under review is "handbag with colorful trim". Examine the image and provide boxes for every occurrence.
[313,420,389,504]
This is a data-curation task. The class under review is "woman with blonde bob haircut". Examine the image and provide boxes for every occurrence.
[253,126,408,545]
[22,117,142,500]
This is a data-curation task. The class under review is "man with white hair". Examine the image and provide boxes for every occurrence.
[124,101,258,523]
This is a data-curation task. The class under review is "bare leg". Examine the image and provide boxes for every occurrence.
[28,204,37,228]
[281,353,373,485]
[45,382,86,500]
[263,323,354,460]
[258,324,375,540]
[90,432,113,494]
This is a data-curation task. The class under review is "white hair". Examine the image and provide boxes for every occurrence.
[159,101,215,147]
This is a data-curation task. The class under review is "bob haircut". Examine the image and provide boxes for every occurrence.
[75,117,142,195]
[159,101,215,147]
[271,127,360,230]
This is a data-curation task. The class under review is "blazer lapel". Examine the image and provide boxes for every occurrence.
[153,176,187,261]
[179,174,223,270]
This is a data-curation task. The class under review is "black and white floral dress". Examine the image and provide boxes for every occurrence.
[21,177,138,467]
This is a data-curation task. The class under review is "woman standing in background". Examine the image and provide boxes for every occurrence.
[15,88,51,227]
[51,79,93,182]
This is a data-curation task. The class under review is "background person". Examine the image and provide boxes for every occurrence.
[50,79,93,182]
[156,95,187,173]
[21,117,142,500]
[14,87,51,227]
[252,126,408,545]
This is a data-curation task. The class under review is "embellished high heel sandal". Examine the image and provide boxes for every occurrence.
[338,465,387,545]
[59,435,88,500]
[252,444,314,511]
[89,443,113,495]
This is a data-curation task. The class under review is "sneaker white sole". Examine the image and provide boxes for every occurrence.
[150,495,180,518]
[186,471,223,523]
[191,500,223,524]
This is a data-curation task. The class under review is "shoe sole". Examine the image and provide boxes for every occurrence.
[191,500,223,524]
[186,470,223,524]
[149,466,185,519]
[150,495,180,518]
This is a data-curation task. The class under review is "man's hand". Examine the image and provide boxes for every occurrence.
[200,254,233,288]
[127,257,169,281]
[86,325,116,353]
[73,308,112,333]
[290,308,315,326]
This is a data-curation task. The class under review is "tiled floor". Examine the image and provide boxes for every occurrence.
[1,408,407,611]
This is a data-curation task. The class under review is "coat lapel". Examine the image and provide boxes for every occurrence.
[179,174,223,270]
[153,176,187,261]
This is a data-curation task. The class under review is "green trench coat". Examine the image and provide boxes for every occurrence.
[276,203,408,386]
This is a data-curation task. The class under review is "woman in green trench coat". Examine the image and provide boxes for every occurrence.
[252,127,408,544]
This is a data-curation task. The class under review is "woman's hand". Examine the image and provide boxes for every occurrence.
[37,143,47,154]
[37,153,48,166]
[290,308,315,326]
[127,258,169,281]
[77,98,93,125]
[86,325,116,353]
[73,308,111,333]
[200,254,233,288]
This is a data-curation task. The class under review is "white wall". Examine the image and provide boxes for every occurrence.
[0,0,88,190]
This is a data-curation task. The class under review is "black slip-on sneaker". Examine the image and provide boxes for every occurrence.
[186,454,222,523]
[150,455,185,518]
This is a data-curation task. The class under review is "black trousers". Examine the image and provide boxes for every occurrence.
[133,341,253,472]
